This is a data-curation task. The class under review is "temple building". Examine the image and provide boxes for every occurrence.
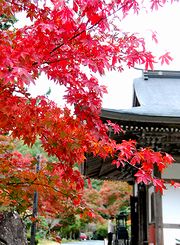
[81,70,180,245]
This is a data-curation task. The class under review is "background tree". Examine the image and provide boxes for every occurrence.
[80,180,131,240]
[84,180,131,221]
[0,135,86,215]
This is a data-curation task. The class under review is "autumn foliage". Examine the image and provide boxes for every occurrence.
[0,0,176,217]
[84,180,131,222]
[0,135,85,216]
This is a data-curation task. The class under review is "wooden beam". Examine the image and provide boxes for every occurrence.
[154,168,164,245]
[163,224,180,229]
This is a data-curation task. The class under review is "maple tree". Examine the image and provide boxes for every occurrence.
[0,135,86,216]
[0,0,177,219]
[84,180,131,222]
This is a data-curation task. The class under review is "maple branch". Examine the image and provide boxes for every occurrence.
[126,161,143,173]
[43,56,75,65]
[23,213,33,220]
[7,2,129,69]
[5,180,72,198]
[49,3,127,55]
[49,18,103,55]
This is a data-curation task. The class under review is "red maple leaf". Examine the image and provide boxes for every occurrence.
[159,52,173,65]
[134,170,152,185]
[106,120,123,134]
[171,181,180,188]
[153,178,166,194]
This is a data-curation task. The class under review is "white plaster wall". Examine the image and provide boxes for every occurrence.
[162,184,180,245]
[163,229,180,245]
[162,184,180,224]
[162,163,180,180]
[148,186,154,223]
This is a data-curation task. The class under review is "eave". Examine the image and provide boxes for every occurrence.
[101,108,180,127]
[82,108,180,182]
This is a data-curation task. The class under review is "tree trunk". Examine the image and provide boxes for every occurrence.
[0,211,27,245]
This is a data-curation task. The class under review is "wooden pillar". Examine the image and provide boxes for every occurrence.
[130,196,138,245]
[138,184,148,245]
[138,183,148,245]
[154,191,164,245]
[154,167,164,245]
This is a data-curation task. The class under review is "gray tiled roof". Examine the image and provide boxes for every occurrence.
[133,77,180,110]
[102,72,180,119]
[102,106,180,118]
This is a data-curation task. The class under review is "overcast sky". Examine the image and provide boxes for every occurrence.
[15,1,180,109]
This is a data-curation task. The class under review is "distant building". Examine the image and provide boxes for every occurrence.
[81,70,180,245]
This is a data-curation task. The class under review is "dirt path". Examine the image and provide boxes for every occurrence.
[39,240,61,245]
